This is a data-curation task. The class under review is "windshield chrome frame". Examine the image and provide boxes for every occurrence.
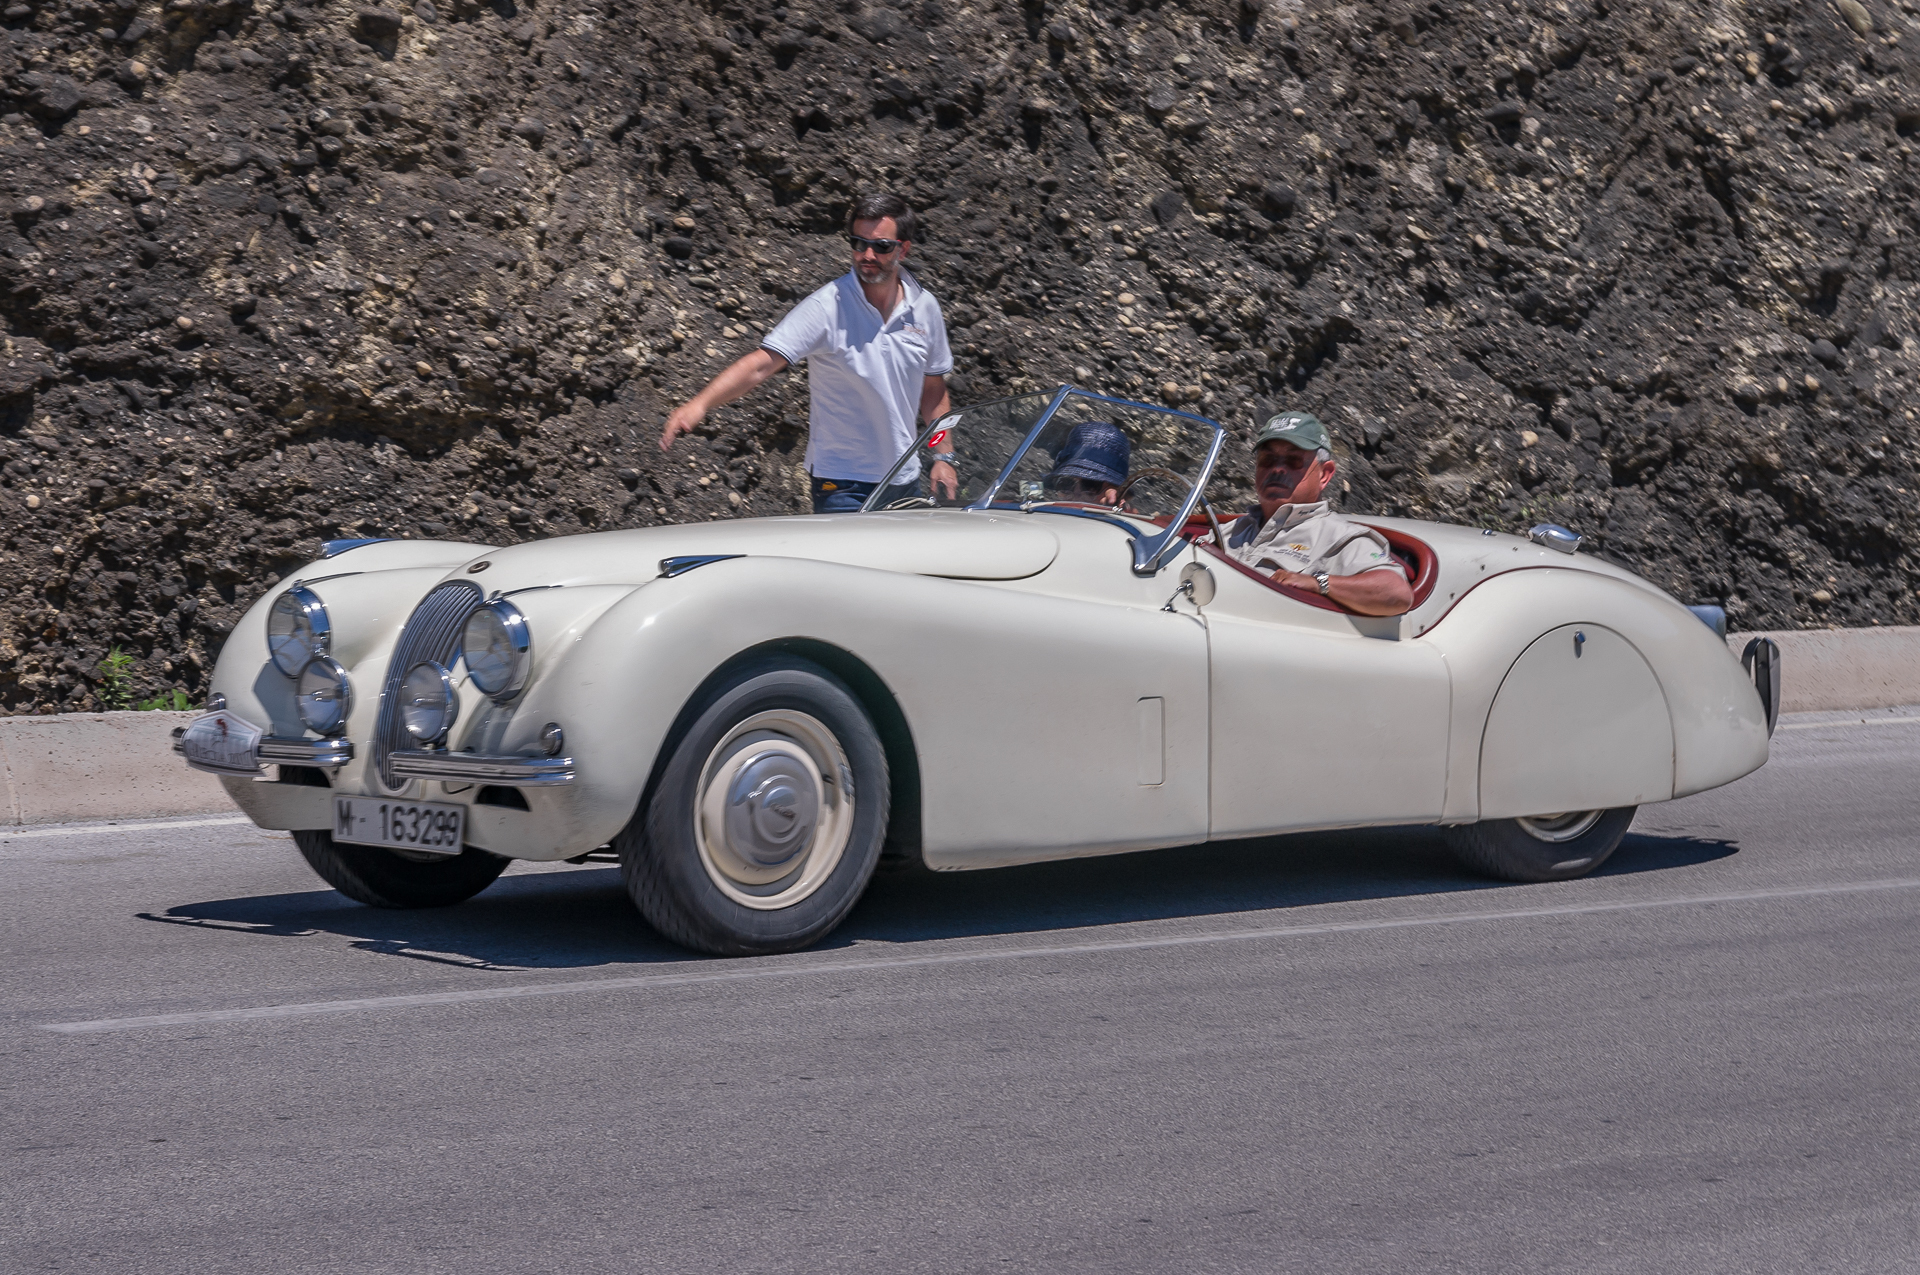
[858,384,1225,576]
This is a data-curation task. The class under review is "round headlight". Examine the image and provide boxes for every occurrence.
[400,661,459,743]
[461,600,532,700]
[266,586,330,679]
[296,656,354,736]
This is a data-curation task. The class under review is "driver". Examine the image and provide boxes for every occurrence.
[1042,419,1129,506]
[1219,412,1414,617]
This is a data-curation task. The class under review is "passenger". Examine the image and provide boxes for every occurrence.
[1041,420,1130,506]
[1219,412,1414,617]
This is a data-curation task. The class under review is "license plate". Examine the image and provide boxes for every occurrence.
[333,796,466,855]
[179,710,264,776]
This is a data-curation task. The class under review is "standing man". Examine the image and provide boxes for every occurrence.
[659,192,959,512]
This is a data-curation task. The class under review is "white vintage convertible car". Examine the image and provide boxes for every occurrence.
[175,387,1779,955]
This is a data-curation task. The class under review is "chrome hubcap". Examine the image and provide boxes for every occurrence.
[1515,810,1604,843]
[696,710,853,910]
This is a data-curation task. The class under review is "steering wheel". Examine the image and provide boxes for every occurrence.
[1115,467,1229,548]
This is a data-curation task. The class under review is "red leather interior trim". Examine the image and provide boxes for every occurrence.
[1360,524,1440,608]
[1198,538,1348,611]
[1166,513,1440,615]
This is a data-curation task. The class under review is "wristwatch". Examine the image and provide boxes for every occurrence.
[930,452,957,466]
[1312,571,1332,596]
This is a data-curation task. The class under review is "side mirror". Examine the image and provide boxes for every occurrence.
[1179,561,1216,607]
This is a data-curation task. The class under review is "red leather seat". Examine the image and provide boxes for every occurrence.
[1173,514,1439,613]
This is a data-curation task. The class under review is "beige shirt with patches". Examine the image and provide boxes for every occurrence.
[1222,501,1407,579]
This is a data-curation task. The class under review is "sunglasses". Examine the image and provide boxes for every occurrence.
[848,233,904,255]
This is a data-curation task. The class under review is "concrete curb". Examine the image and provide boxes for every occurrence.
[0,711,228,826]
[3,625,1915,825]
[1727,626,1920,713]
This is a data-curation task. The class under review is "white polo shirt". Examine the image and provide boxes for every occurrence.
[761,267,952,484]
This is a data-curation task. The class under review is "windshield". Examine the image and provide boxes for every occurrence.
[861,385,1226,574]
[862,387,1224,523]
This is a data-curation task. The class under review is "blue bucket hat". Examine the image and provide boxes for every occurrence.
[1047,420,1131,487]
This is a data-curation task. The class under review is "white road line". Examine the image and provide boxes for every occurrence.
[1,815,251,841]
[41,876,1920,1036]
[1780,715,1920,731]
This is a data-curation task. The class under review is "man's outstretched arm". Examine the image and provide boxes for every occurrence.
[659,348,790,451]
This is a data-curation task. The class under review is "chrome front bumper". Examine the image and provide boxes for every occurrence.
[171,727,354,772]
[389,749,576,786]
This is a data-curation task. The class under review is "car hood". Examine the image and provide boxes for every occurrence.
[427,510,1062,590]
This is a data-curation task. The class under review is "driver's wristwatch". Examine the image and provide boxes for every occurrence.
[1312,571,1332,596]
[930,452,957,466]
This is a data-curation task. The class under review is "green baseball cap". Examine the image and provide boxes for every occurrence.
[1253,411,1330,454]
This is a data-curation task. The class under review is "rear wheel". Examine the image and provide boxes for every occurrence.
[293,829,509,907]
[618,657,888,956]
[1444,807,1636,883]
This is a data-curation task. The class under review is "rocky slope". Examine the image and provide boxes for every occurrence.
[0,0,1916,711]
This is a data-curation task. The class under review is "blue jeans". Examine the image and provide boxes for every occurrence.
[810,474,920,514]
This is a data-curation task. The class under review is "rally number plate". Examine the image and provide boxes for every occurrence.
[333,796,466,855]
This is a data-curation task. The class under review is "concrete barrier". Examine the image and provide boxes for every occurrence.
[3,626,1916,825]
[0,710,228,826]
[1728,626,1920,713]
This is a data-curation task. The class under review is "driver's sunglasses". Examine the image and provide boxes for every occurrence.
[848,233,903,255]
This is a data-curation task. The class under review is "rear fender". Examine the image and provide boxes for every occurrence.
[1421,570,1769,820]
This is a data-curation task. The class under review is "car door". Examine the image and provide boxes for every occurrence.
[1191,546,1452,838]
[899,521,1212,870]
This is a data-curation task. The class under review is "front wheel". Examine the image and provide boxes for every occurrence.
[1444,807,1636,883]
[618,657,889,956]
[293,829,509,907]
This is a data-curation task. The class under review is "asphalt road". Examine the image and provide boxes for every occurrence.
[5,708,1920,1274]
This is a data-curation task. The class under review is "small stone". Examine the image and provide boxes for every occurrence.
[673,215,697,231]
[1836,0,1873,35]
[728,491,743,508]
[222,429,234,439]
[1811,589,1833,603]
[175,315,193,330]
[1769,99,1785,114]
[512,118,547,145]
[19,195,43,213]
[1519,430,1539,447]
[1117,293,1136,305]
[1292,107,1306,118]
[25,494,40,508]
[608,271,627,291]
[1776,376,1791,395]
[415,361,433,376]
[1810,339,1839,365]
[355,8,405,40]
[1804,374,1821,392]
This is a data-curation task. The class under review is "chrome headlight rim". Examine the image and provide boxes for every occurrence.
[461,599,532,701]
[296,655,354,737]
[400,660,459,744]
[266,585,331,679]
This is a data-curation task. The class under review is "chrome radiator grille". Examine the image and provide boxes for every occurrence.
[371,579,483,789]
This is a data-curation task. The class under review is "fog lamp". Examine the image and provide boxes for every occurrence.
[296,656,353,736]
[400,661,459,743]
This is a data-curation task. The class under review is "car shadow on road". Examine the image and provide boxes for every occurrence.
[135,827,1737,970]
